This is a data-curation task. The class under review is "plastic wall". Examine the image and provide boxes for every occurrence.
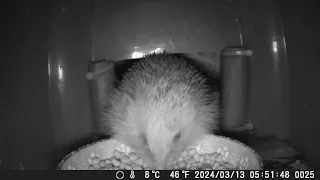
[1,1,54,169]
[278,0,320,169]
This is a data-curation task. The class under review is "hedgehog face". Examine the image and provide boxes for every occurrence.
[141,108,193,169]
[144,127,182,169]
[144,105,212,169]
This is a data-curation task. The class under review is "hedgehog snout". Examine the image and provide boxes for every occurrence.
[146,144,172,170]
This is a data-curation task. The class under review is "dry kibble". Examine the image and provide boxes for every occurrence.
[105,159,111,164]
[113,150,122,159]
[181,151,188,158]
[86,148,238,171]
[112,158,121,167]
[119,162,125,169]
[216,153,223,162]
[197,162,203,168]
[199,155,205,163]
[106,164,113,169]
[172,163,179,169]
[185,157,196,164]
[100,161,106,168]
[135,158,144,166]
[142,161,149,169]
[210,160,216,166]
[129,154,138,162]
[229,164,234,169]
[178,161,186,169]
[212,161,220,169]
[190,164,198,170]
[193,154,200,161]
[183,156,188,162]
[222,162,230,169]
[210,153,218,161]
[133,166,142,170]
[171,160,178,165]
[186,163,191,169]
[91,158,100,165]
[216,165,225,170]
[202,164,212,170]
[125,164,132,170]
[102,166,111,170]
[205,154,210,160]
[93,163,100,169]
[120,155,130,164]
[188,148,197,155]
[205,159,211,165]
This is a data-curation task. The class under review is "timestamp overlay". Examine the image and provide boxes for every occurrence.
[248,170,315,179]
[122,170,317,179]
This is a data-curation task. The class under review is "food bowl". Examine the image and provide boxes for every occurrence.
[58,135,262,170]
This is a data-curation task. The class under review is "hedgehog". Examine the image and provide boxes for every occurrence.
[101,52,220,169]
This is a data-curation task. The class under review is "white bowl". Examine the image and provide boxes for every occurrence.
[58,135,262,170]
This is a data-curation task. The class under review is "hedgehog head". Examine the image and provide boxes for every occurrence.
[108,89,213,169]
[103,53,220,169]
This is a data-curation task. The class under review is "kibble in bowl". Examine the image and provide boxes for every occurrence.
[58,135,262,170]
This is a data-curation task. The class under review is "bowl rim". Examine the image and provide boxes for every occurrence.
[57,135,263,170]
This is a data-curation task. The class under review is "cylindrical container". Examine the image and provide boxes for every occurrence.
[87,60,116,134]
[220,47,252,130]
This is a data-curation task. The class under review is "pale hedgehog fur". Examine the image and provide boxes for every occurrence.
[101,52,220,169]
